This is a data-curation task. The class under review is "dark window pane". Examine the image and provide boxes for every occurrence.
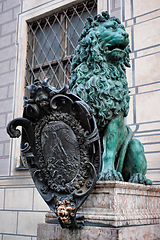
[67,7,97,55]
[34,21,60,65]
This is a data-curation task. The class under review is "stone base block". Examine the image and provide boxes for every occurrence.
[46,181,160,227]
[39,181,160,239]
[37,223,160,240]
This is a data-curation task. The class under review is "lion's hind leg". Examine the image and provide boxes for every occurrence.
[122,139,152,185]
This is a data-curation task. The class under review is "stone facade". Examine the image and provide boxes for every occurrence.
[0,0,19,176]
[40,181,160,240]
[123,0,160,183]
[46,181,160,226]
[0,0,160,239]
[37,224,160,240]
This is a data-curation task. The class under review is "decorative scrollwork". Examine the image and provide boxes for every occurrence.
[6,78,101,229]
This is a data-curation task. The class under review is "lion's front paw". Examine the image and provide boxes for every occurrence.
[99,169,124,181]
[128,173,152,185]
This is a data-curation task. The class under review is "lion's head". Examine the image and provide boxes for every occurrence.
[69,11,131,129]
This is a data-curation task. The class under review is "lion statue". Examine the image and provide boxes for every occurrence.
[69,11,152,184]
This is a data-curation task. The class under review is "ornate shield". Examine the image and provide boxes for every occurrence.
[7,79,101,228]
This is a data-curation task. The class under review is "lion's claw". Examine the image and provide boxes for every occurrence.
[99,169,124,181]
[129,173,152,185]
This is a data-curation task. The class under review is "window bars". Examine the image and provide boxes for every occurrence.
[18,0,97,169]
[26,0,97,90]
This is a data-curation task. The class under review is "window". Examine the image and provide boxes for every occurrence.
[17,0,97,169]
[26,0,97,90]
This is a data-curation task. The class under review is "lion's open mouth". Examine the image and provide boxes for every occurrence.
[105,43,127,60]
[107,43,127,52]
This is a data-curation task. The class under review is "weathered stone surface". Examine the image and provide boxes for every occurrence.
[2,20,17,35]
[3,0,20,11]
[0,189,4,209]
[46,181,160,227]
[39,181,160,239]
[0,211,17,234]
[0,10,12,24]
[37,223,160,240]
[0,35,12,49]
[18,212,45,236]
[5,188,33,210]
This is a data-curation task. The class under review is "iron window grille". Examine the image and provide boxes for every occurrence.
[25,0,97,90]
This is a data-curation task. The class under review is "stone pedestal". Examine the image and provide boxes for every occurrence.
[37,223,160,240]
[37,181,160,240]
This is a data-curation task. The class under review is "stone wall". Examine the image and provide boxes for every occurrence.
[123,0,160,184]
[0,1,50,239]
[0,0,20,176]
[0,0,160,239]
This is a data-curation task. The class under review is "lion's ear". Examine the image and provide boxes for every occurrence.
[124,45,131,67]
[85,17,93,27]
[102,11,110,20]
[124,58,131,68]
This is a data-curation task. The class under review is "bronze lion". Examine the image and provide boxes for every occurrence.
[69,11,152,184]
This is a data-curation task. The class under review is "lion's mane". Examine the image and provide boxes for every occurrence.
[69,11,131,129]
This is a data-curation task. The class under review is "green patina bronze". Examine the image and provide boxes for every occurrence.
[69,11,152,185]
